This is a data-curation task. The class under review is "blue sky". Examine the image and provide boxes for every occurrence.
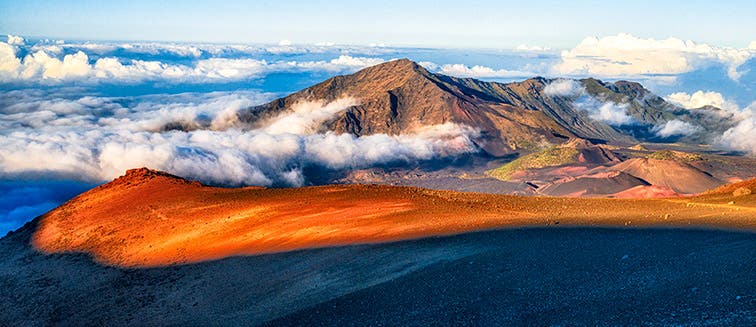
[1,0,754,48]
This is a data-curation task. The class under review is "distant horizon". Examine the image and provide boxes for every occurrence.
[1,0,754,49]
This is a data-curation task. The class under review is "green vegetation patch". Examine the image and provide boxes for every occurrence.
[486,146,579,181]
[647,150,703,162]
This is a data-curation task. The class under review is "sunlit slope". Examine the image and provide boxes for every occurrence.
[32,168,756,267]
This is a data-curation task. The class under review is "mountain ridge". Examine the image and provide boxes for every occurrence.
[239,59,733,156]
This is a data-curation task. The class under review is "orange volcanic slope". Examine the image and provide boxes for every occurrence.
[32,168,756,267]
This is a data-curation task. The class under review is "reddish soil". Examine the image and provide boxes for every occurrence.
[32,168,756,267]
[610,185,680,198]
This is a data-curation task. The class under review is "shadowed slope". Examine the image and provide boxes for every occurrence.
[31,168,756,267]
[609,158,723,194]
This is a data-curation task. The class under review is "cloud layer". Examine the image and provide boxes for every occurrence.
[719,102,756,154]
[652,119,701,138]
[554,33,755,80]
[666,91,739,113]
[0,91,479,186]
[436,64,532,79]
[542,79,584,97]
[542,79,635,126]
[663,90,754,152]
[0,43,386,84]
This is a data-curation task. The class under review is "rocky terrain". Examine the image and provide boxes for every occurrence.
[0,169,754,325]
[240,59,735,155]
[236,59,755,197]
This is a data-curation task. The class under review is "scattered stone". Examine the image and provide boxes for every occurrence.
[732,187,752,197]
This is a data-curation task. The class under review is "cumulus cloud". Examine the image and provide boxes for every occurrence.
[542,79,584,96]
[666,90,739,113]
[542,79,634,126]
[585,102,634,126]
[263,98,359,135]
[652,119,701,138]
[51,42,204,57]
[0,91,479,186]
[438,64,532,78]
[0,43,21,75]
[554,33,755,80]
[0,45,385,83]
[719,102,756,154]
[328,55,385,68]
[22,51,92,79]
[6,35,24,45]
[417,61,439,71]
[31,39,397,58]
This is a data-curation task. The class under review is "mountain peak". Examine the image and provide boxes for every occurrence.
[104,167,198,190]
[354,58,430,80]
[121,167,179,181]
[378,58,422,70]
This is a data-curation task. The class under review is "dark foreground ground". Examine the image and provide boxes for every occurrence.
[1,221,754,326]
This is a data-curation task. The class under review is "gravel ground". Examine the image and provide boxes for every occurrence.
[1,222,754,326]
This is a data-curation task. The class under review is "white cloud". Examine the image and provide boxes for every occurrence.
[417,61,438,71]
[58,42,202,57]
[327,55,385,68]
[0,42,386,83]
[514,44,551,52]
[666,91,740,113]
[438,64,532,78]
[589,102,634,126]
[719,102,756,154]
[652,119,701,138]
[543,79,584,96]
[263,97,359,135]
[22,51,92,79]
[6,35,24,45]
[33,39,396,58]
[542,79,634,126]
[278,39,292,46]
[554,33,755,80]
[0,92,479,186]
[0,43,21,75]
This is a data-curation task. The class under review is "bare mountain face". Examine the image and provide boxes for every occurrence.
[235,59,755,197]
[239,59,732,156]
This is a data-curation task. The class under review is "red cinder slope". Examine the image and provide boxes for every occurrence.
[32,168,756,267]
